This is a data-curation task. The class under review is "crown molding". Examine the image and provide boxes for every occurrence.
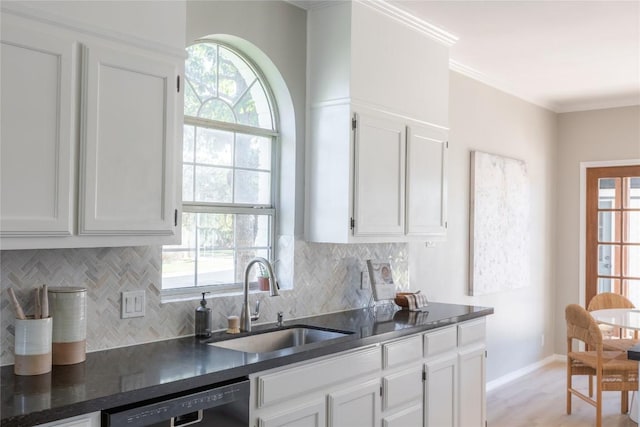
[357,0,458,47]
[449,60,558,112]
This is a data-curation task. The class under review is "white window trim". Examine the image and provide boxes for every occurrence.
[162,41,281,301]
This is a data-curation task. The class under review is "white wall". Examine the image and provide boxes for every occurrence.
[554,106,640,352]
[409,72,558,382]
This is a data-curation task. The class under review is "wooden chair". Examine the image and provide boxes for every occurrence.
[587,292,639,351]
[566,303,638,427]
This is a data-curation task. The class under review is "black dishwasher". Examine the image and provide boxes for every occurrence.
[102,378,249,427]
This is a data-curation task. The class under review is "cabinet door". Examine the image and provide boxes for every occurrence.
[458,345,486,427]
[79,43,178,236]
[35,412,100,427]
[383,366,423,411]
[259,401,325,427]
[406,124,448,238]
[425,353,457,427]
[328,379,380,427]
[353,112,405,237]
[0,21,75,237]
[382,403,423,427]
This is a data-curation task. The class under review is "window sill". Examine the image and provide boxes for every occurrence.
[160,284,286,304]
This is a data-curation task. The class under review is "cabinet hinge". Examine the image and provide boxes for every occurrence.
[422,371,426,381]
[446,140,449,148]
[177,75,181,93]
[174,209,178,227]
[350,217,355,230]
[380,385,383,397]
[445,221,448,229]
[352,117,357,130]
[485,350,488,358]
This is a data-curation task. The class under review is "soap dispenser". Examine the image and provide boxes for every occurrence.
[195,292,211,338]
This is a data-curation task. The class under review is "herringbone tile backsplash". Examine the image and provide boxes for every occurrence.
[0,238,407,365]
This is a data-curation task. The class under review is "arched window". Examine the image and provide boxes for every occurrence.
[163,41,278,293]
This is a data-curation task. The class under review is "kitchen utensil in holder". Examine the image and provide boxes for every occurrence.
[48,287,87,365]
[14,316,52,376]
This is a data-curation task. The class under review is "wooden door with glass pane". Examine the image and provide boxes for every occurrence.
[586,165,640,306]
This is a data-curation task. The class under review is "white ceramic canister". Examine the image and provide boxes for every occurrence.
[14,316,53,375]
[47,287,87,365]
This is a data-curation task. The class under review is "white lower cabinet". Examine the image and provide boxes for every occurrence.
[424,353,457,427]
[327,379,380,427]
[250,318,487,427]
[259,401,326,427]
[457,320,487,427]
[458,346,486,427]
[251,346,381,427]
[35,412,100,427]
[382,403,423,427]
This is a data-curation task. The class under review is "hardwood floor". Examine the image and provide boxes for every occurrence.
[487,360,637,427]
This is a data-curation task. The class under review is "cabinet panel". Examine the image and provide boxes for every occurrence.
[353,113,405,236]
[327,379,380,427]
[425,353,457,427]
[350,2,450,127]
[458,346,486,427]
[406,124,448,237]
[424,326,457,358]
[382,403,423,427]
[258,347,380,408]
[383,334,422,370]
[80,44,177,236]
[259,401,325,427]
[35,412,100,427]
[383,366,422,411]
[0,22,75,237]
[458,319,486,347]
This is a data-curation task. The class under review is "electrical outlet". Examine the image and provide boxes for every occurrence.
[361,271,371,290]
[121,290,145,319]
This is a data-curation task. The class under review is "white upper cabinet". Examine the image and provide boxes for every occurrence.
[353,112,406,237]
[0,5,184,249]
[0,21,76,238]
[79,44,177,236]
[406,124,448,237]
[306,1,452,243]
[308,1,451,127]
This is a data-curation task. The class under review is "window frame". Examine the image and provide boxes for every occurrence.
[162,40,280,298]
[585,165,640,305]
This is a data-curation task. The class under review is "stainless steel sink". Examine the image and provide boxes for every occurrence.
[209,326,352,354]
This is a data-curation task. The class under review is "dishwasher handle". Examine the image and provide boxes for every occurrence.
[171,410,203,426]
[102,379,249,427]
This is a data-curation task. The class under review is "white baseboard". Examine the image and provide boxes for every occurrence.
[486,354,564,392]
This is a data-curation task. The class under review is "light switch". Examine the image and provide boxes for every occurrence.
[121,290,145,319]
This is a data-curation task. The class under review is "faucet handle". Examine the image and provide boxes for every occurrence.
[251,300,260,321]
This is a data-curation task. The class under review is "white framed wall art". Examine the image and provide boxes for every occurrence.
[469,151,531,296]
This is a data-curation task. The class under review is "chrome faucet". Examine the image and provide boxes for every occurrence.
[241,257,279,332]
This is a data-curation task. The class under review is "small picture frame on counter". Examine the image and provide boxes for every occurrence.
[367,260,396,301]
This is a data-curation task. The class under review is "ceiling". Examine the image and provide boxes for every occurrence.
[292,1,640,113]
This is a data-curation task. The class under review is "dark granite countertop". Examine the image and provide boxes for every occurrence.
[1,302,493,427]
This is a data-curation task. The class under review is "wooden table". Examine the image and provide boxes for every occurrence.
[591,308,640,422]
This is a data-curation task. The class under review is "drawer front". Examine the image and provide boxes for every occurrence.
[424,326,457,358]
[382,403,423,427]
[383,335,423,369]
[257,346,381,407]
[383,367,423,411]
[458,319,486,347]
